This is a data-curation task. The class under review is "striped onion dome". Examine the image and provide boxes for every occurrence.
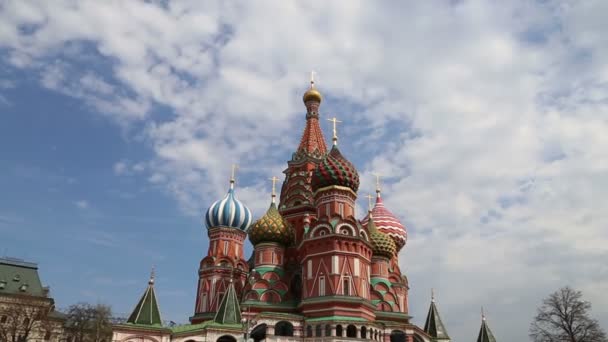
[367,213,397,259]
[205,181,253,231]
[361,192,407,251]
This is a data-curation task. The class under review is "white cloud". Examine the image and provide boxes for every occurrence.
[75,200,89,209]
[1,1,608,340]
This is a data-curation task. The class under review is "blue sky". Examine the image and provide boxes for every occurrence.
[1,1,608,341]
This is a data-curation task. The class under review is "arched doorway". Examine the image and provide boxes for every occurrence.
[336,325,343,337]
[250,323,267,342]
[274,321,294,336]
[217,335,237,342]
[390,330,407,342]
[361,326,367,339]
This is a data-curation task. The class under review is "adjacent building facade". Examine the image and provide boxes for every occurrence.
[112,81,498,342]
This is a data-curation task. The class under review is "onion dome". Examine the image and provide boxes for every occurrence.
[303,81,322,103]
[205,180,253,231]
[361,192,407,251]
[367,214,397,259]
[249,202,294,246]
[311,145,360,192]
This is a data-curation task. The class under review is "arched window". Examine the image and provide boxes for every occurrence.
[361,326,367,339]
[325,324,331,337]
[306,325,313,337]
[274,321,294,336]
[336,325,343,337]
[315,325,322,337]
[347,325,357,338]
[390,330,407,342]
[217,335,237,342]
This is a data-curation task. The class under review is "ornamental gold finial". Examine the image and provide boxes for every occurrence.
[230,164,239,188]
[327,117,342,145]
[310,71,316,87]
[431,288,435,302]
[269,176,279,203]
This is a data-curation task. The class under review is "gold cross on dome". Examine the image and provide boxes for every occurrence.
[373,173,382,193]
[310,71,316,86]
[365,194,374,211]
[230,164,239,183]
[327,117,342,145]
[269,176,279,199]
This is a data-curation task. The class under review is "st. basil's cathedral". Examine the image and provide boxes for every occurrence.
[112,80,498,342]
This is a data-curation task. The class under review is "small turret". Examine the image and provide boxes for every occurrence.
[127,268,162,326]
[476,308,497,342]
[423,290,450,341]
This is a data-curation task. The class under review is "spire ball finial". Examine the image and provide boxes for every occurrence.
[303,73,322,103]
[481,306,486,321]
[149,265,155,285]
[431,288,435,302]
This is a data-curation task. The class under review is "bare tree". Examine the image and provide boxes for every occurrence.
[530,286,607,342]
[64,303,113,342]
[0,297,52,342]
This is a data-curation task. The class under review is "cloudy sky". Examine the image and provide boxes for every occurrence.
[1,1,607,341]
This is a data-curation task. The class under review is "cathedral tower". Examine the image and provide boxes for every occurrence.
[191,175,252,324]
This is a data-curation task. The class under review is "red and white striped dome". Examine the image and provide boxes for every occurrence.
[361,193,407,251]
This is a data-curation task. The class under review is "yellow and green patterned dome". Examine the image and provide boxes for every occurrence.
[367,214,397,259]
[249,202,294,246]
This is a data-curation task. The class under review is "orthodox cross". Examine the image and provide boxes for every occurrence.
[365,194,374,212]
[481,306,486,321]
[327,117,342,145]
[149,265,155,285]
[230,164,239,184]
[310,70,316,86]
[269,176,279,203]
[373,173,382,193]
[431,288,435,302]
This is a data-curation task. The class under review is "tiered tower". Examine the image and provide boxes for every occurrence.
[191,175,252,323]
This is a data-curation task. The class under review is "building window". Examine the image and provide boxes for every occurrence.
[332,256,339,274]
[343,277,351,296]
[306,325,313,337]
[336,325,343,337]
[235,244,240,257]
[212,241,217,254]
[316,325,322,337]
[325,203,330,216]
[325,324,331,337]
[354,258,360,277]
[223,241,229,256]
[339,203,344,217]
[307,260,312,279]
[272,252,276,264]
[319,276,325,296]
[202,293,208,312]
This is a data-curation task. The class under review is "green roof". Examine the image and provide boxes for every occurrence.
[127,275,162,326]
[214,281,241,325]
[423,301,450,340]
[0,258,46,297]
[476,319,497,342]
[305,316,367,322]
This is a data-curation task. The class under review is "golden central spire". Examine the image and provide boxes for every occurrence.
[327,117,342,145]
[303,72,322,103]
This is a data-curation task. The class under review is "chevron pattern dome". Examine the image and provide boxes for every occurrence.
[361,194,407,251]
[249,202,294,246]
[311,145,360,192]
[205,183,252,231]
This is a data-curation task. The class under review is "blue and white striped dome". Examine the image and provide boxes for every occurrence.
[205,182,253,231]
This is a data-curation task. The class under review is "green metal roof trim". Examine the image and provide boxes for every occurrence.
[115,323,171,332]
[127,278,163,326]
[306,316,367,322]
[170,321,242,334]
[214,281,241,325]
[0,258,45,296]
[476,319,497,342]
[370,278,392,288]
[423,301,450,340]
[254,266,285,277]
